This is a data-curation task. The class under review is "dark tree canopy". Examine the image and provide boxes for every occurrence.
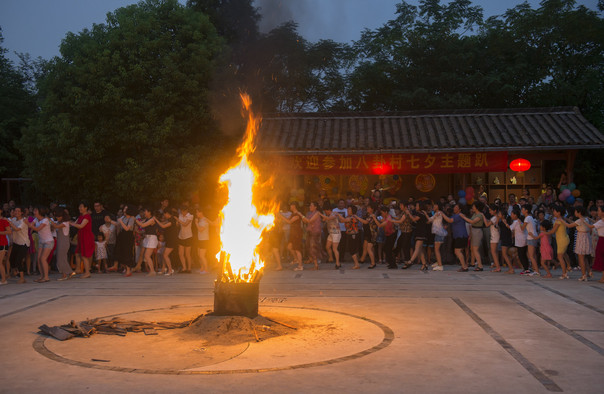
[348,0,604,128]
[20,0,226,207]
[2,0,603,204]
[0,29,36,177]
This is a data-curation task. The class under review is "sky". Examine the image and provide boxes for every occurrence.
[0,0,600,64]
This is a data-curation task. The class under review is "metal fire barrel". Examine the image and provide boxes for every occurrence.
[213,281,260,318]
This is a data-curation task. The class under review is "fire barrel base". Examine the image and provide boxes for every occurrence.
[213,281,260,318]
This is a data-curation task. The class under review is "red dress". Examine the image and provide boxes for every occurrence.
[76,214,95,258]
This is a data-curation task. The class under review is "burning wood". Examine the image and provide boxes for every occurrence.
[213,93,275,317]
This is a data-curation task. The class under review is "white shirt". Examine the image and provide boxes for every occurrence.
[58,221,70,237]
[332,208,347,231]
[10,218,30,247]
[36,218,53,243]
[430,212,445,235]
[524,216,537,240]
[100,223,116,244]
[196,217,209,241]
[490,216,500,237]
[511,219,527,247]
[595,219,604,237]
[178,213,193,239]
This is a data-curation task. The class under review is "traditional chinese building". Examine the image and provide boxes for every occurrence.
[255,107,604,203]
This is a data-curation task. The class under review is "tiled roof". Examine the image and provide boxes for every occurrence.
[256,107,604,154]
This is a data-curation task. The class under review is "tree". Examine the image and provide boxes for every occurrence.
[478,0,604,127]
[0,29,36,178]
[187,0,260,45]
[20,0,226,207]
[241,22,349,113]
[348,0,485,111]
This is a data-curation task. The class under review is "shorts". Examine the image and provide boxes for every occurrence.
[41,241,54,249]
[434,235,445,243]
[490,230,500,244]
[178,237,193,247]
[0,245,8,251]
[454,237,468,249]
[142,235,158,249]
[198,239,209,249]
[470,228,483,247]
[527,239,538,247]
[327,232,341,243]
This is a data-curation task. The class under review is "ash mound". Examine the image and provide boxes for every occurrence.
[183,314,298,345]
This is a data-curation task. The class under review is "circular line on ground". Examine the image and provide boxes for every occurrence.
[33,305,394,375]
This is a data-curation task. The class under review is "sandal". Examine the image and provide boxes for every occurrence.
[334,264,341,270]
[367,264,376,269]
[457,268,469,272]
[474,267,484,272]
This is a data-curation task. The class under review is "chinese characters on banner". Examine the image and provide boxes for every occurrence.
[276,151,508,175]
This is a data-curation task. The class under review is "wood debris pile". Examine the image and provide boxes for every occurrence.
[39,315,203,341]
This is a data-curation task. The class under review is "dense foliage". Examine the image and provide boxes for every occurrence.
[0,30,36,178]
[19,0,225,206]
[0,0,602,204]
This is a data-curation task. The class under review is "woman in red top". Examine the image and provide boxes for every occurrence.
[70,202,94,278]
[0,213,11,285]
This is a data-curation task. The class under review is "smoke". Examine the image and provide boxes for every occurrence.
[254,0,306,33]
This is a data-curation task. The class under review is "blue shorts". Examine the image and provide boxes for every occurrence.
[527,239,539,247]
[434,235,445,243]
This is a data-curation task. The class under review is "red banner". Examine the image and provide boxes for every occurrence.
[275,151,508,175]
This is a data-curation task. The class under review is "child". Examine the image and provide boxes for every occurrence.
[529,220,553,278]
[95,233,107,273]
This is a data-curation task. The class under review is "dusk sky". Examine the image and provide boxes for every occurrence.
[0,0,600,64]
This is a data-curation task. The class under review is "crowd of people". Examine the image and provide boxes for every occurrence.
[0,186,603,285]
[0,199,218,284]
[272,187,604,282]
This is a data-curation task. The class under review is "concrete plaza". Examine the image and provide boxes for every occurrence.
[0,264,602,393]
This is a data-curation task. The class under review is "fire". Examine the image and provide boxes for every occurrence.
[216,93,275,283]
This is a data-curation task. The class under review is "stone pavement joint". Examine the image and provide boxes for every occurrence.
[452,297,563,393]
[499,291,604,356]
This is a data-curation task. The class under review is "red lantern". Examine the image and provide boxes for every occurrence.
[510,158,531,172]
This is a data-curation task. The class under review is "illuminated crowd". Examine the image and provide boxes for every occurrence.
[0,187,603,285]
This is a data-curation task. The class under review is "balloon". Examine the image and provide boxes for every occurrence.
[566,195,575,204]
[459,198,467,205]
[561,189,571,198]
[568,183,576,191]
[560,185,568,191]
[332,187,338,194]
[467,198,475,205]
[559,193,565,201]
[458,190,466,198]
[465,186,475,198]
[325,178,331,184]
[572,189,581,197]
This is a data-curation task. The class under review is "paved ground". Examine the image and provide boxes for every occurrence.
[0,263,602,393]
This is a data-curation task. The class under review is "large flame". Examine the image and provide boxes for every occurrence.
[216,93,275,283]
